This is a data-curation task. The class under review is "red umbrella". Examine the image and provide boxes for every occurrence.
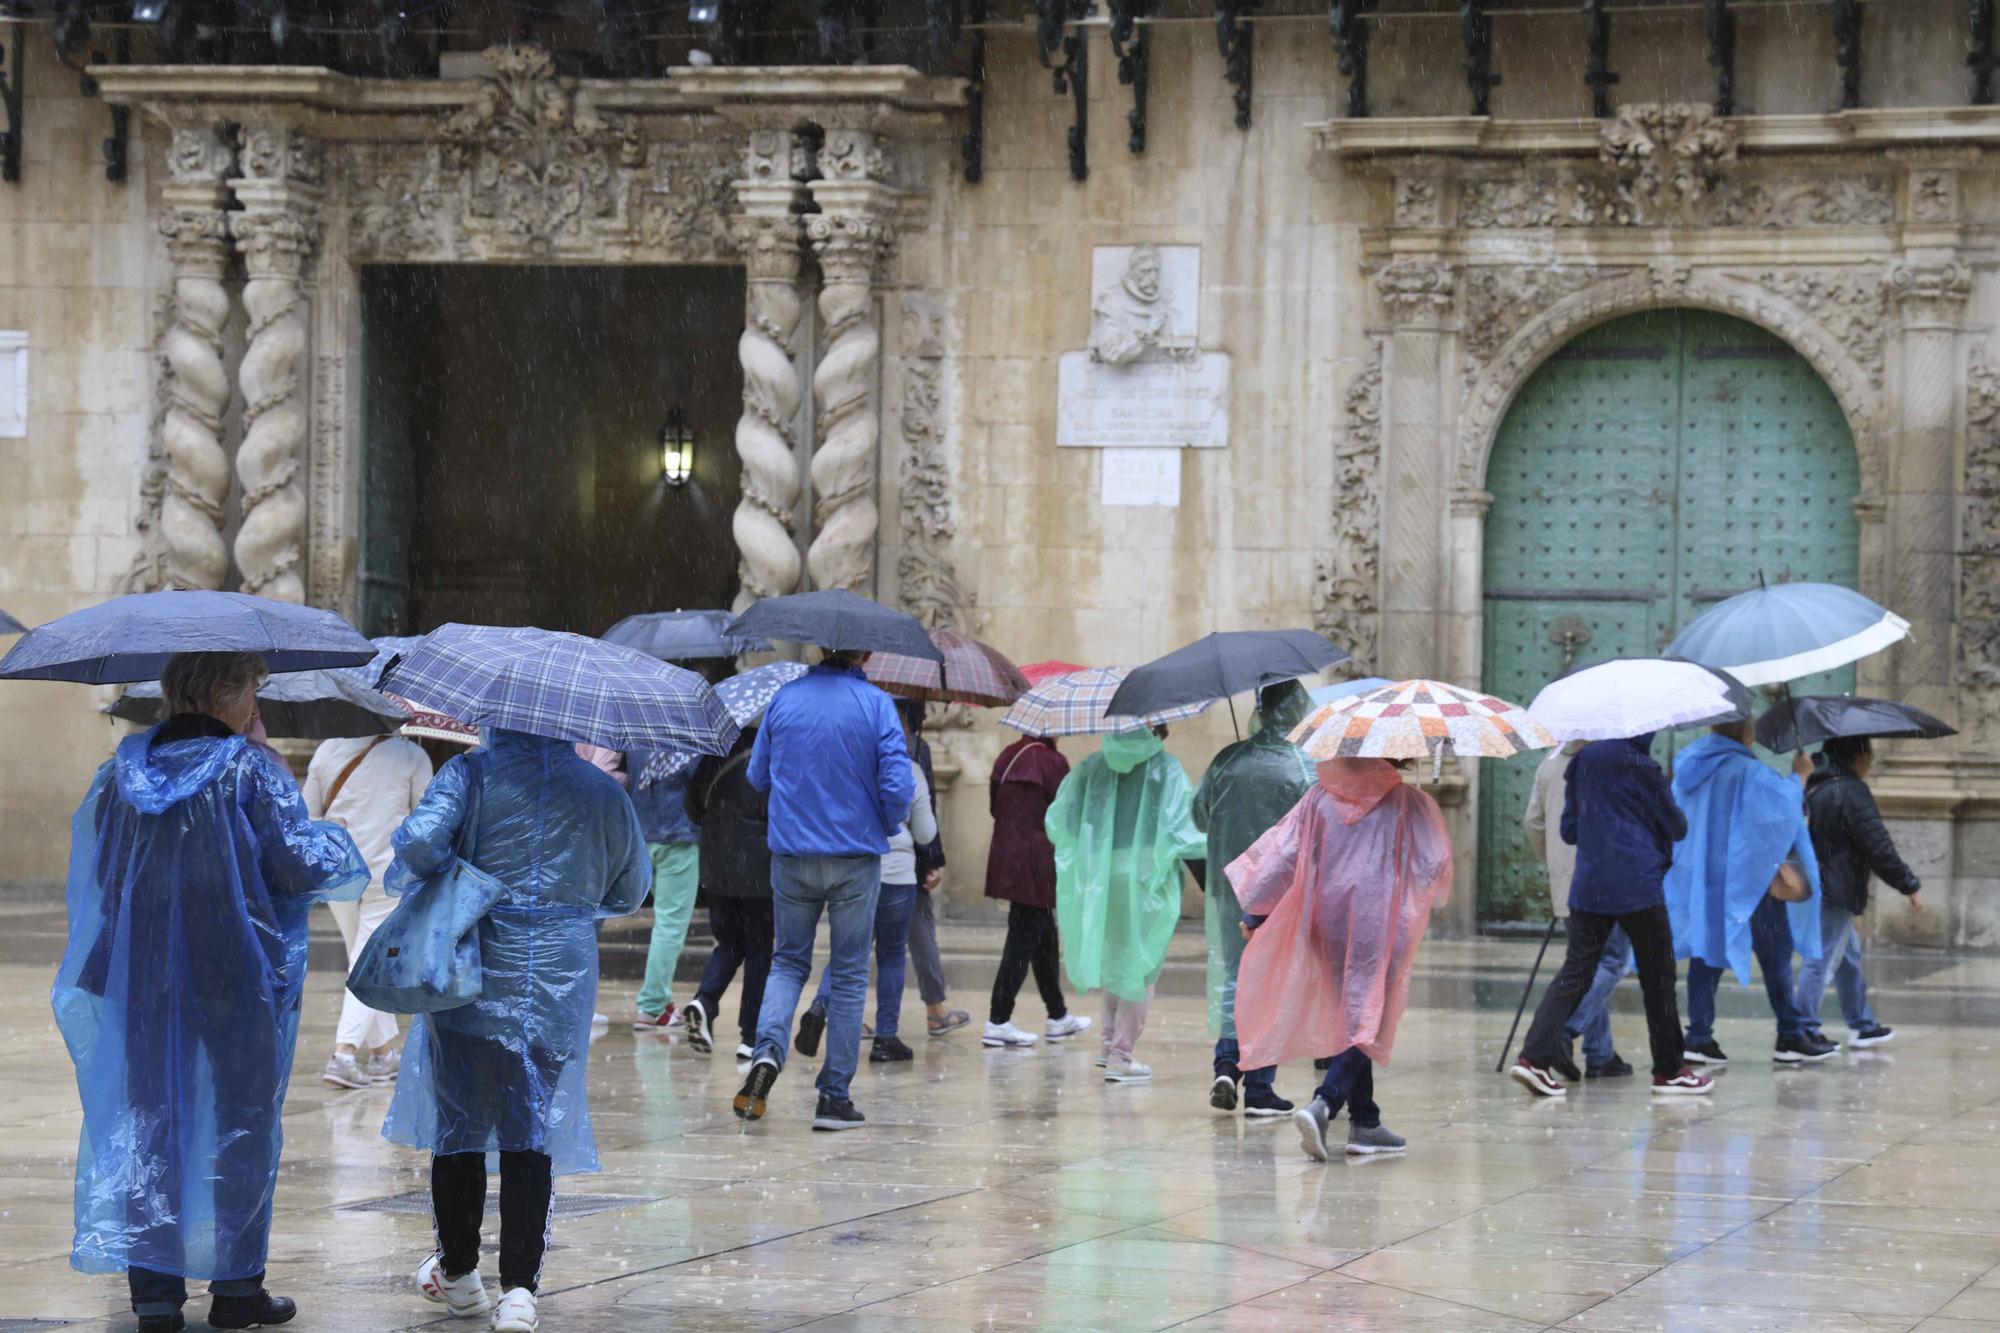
[1018,659,1088,685]
[866,630,1030,707]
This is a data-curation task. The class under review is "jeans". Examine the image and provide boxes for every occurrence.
[815,882,919,1039]
[1563,924,1632,1070]
[1685,892,1808,1046]
[754,854,881,1101]
[1213,1038,1275,1095]
[128,1268,262,1318]
[432,1150,553,1294]
[635,842,701,1017]
[907,889,949,1006]
[1521,905,1686,1078]
[989,902,1067,1025]
[1795,903,1878,1034]
[1312,1047,1379,1129]
[693,896,775,1048]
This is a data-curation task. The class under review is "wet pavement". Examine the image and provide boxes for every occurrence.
[2,936,2000,1330]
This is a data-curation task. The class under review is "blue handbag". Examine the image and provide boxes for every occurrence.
[346,767,506,1014]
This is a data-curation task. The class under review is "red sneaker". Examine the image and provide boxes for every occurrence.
[1509,1058,1567,1098]
[1652,1067,1714,1096]
[632,1003,675,1032]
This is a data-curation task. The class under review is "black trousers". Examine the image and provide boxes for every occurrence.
[988,902,1067,1025]
[432,1150,553,1294]
[1520,904,1685,1079]
[693,895,775,1047]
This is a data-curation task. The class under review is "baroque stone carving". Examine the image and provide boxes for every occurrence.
[1884,259,1973,325]
[805,207,895,593]
[1374,259,1455,320]
[731,211,808,609]
[1910,169,1955,222]
[1393,176,1440,228]
[1739,267,1889,389]
[896,294,973,637]
[1314,340,1382,675]
[1089,243,1193,365]
[1460,266,1601,366]
[122,289,176,595]
[1961,346,2000,692]
[1597,102,1738,214]
[1450,167,1894,230]
[309,353,347,614]
[1461,178,1556,229]
[230,203,320,602]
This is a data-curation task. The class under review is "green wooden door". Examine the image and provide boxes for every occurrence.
[1478,310,1860,922]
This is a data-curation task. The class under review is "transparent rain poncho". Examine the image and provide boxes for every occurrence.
[54,722,367,1280]
[1191,681,1315,1037]
[1226,759,1454,1069]
[1047,729,1207,1002]
[381,729,648,1175]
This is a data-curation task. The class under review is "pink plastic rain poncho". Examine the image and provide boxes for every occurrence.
[1226,759,1453,1069]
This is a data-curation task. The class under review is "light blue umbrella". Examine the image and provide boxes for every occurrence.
[1309,676,1392,708]
[634,661,809,788]
[0,610,23,635]
[0,590,374,684]
[1665,582,1909,688]
[603,610,772,661]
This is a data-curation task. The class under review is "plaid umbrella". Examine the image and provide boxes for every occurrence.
[378,624,737,754]
[1000,666,1212,738]
[1290,679,1552,773]
[867,630,1029,707]
[635,661,809,788]
[356,636,479,745]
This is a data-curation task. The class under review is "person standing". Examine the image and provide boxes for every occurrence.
[682,724,773,1060]
[57,651,367,1331]
[627,750,702,1033]
[1668,719,1831,1066]
[1191,680,1315,1116]
[982,733,1090,1049]
[1795,736,1918,1048]
[304,731,433,1089]
[1523,739,1634,1079]
[388,730,650,1333]
[1046,725,1206,1083]
[1511,733,1711,1098]
[733,650,914,1130]
[899,699,972,1038]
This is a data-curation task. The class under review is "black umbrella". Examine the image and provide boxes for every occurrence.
[725,590,944,662]
[1105,629,1349,719]
[0,609,23,635]
[1755,695,1956,754]
[603,610,773,661]
[109,668,410,739]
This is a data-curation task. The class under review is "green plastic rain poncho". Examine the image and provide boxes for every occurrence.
[1191,682,1316,1037]
[1047,728,1207,1002]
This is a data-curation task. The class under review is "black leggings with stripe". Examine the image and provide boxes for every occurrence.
[432,1150,553,1293]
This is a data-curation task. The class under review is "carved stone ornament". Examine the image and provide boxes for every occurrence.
[1088,243,1197,366]
[240,125,324,187]
[730,211,807,610]
[1448,166,1894,231]
[1460,266,1600,366]
[896,294,975,638]
[1961,346,2000,696]
[1313,340,1382,675]
[820,128,891,183]
[166,125,235,184]
[1910,169,1957,223]
[1374,259,1455,321]
[1738,267,1889,389]
[1597,102,1738,216]
[1884,259,1973,325]
[1393,176,1441,228]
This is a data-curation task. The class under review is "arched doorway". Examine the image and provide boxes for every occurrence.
[1478,309,1861,921]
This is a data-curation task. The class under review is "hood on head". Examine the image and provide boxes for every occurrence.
[114,726,244,814]
[1253,680,1313,738]
[1316,758,1403,823]
[1101,728,1164,772]
[1671,730,1746,790]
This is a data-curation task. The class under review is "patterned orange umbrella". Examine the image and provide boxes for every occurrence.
[1289,678,1553,774]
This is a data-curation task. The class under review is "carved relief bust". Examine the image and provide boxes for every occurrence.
[1089,243,1197,365]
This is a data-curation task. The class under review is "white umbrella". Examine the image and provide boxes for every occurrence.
[1528,659,1746,742]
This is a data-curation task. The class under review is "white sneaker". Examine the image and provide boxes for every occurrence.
[415,1254,492,1319]
[322,1052,370,1090]
[1104,1059,1152,1083]
[734,1043,754,1062]
[983,1020,1040,1048]
[366,1048,401,1083]
[492,1286,538,1333]
[1045,1014,1093,1041]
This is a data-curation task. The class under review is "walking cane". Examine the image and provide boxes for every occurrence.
[1494,916,1559,1073]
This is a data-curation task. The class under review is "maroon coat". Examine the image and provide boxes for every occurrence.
[984,737,1069,909]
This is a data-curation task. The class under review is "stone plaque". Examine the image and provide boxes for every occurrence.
[1101,447,1181,507]
[0,332,25,438]
[1057,351,1231,448]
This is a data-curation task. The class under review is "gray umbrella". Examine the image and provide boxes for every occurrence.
[110,668,409,739]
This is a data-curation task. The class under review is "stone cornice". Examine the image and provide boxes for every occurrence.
[1313,108,2000,159]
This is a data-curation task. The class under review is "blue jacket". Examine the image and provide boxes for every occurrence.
[749,664,915,859]
[1560,734,1687,915]
[625,751,698,845]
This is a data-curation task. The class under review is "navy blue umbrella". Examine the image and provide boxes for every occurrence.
[603,610,772,661]
[1106,629,1350,719]
[0,590,376,685]
[0,610,23,635]
[725,590,944,662]
[109,668,409,738]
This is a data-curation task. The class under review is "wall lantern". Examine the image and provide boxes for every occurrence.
[659,407,695,487]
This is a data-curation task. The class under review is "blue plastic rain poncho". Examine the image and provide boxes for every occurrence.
[381,729,648,1175]
[1047,729,1207,1002]
[54,717,367,1280]
[1190,682,1315,1036]
[1665,731,1823,983]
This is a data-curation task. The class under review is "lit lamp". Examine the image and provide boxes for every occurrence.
[659,407,695,487]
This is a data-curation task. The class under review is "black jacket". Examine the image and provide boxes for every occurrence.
[913,737,946,884]
[686,727,771,899]
[1804,755,1919,914]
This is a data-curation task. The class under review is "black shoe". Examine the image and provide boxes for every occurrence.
[811,1094,866,1131]
[870,1036,914,1063]
[1775,1032,1841,1063]
[1684,1040,1729,1066]
[137,1316,186,1332]
[1552,1051,1583,1083]
[795,998,828,1058]
[1209,1074,1239,1112]
[207,1289,297,1329]
[733,1057,779,1120]
[1313,1056,1332,1072]
[1586,1055,1635,1079]
[1242,1089,1295,1118]
[682,997,714,1054]
[1851,1023,1894,1048]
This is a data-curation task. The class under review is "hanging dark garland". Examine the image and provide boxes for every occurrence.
[1036,0,1089,182]
[1832,0,1862,109]
[1973,0,1996,105]
[1460,0,1499,117]
[1109,0,1149,155]
[961,0,986,181]
[1706,0,1736,116]
[1583,0,1616,118]
[0,22,21,184]
[1214,0,1254,130]
[1328,0,1372,120]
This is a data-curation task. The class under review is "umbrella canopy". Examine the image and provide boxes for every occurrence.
[109,668,409,739]
[1000,666,1213,738]
[1290,679,1553,766]
[378,624,737,754]
[352,636,480,745]
[635,661,810,788]
[1665,582,1909,688]
[1309,675,1393,708]
[1755,695,1958,754]
[867,630,1029,707]
[602,609,772,661]
[1529,659,1750,742]
[1105,629,1350,718]
[0,610,23,635]
[1020,659,1088,685]
[725,589,943,662]
[0,590,375,685]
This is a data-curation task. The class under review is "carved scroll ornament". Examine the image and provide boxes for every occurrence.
[1314,341,1383,675]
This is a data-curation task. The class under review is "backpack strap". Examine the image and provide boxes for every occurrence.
[322,735,390,813]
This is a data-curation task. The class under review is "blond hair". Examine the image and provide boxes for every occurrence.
[159,651,266,719]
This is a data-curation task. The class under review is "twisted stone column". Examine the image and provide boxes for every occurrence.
[154,127,236,591]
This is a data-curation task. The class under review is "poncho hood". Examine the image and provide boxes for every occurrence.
[1673,729,1747,790]
[1253,680,1314,737]
[114,725,245,815]
[1101,728,1164,773]
[1317,758,1403,824]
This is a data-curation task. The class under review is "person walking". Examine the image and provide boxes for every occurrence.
[733,650,914,1129]
[1668,719,1831,1066]
[627,747,702,1034]
[386,729,650,1333]
[1047,725,1206,1084]
[1523,738,1634,1079]
[682,724,774,1061]
[1226,757,1453,1159]
[304,730,433,1089]
[56,651,367,1331]
[899,700,972,1038]
[1795,736,1918,1048]
[982,733,1091,1049]
[1191,680,1315,1116]
[1510,733,1712,1098]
